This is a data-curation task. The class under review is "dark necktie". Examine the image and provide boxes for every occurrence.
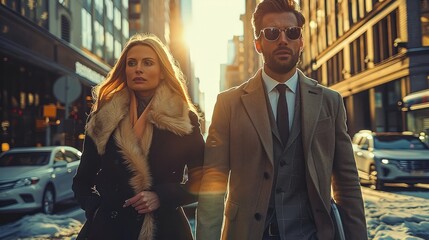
[276,84,289,145]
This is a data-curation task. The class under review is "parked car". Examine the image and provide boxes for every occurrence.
[352,130,429,190]
[0,146,81,214]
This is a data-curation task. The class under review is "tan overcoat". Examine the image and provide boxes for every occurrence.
[197,69,367,240]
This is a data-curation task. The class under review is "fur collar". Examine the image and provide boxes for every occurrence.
[85,82,193,239]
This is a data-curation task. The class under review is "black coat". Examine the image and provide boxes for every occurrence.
[72,86,204,240]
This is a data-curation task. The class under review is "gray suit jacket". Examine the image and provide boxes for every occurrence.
[197,69,367,240]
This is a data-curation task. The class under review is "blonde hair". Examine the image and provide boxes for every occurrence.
[91,33,195,114]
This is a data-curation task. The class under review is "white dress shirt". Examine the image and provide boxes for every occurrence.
[262,69,298,131]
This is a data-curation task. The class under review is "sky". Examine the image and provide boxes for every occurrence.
[185,0,245,121]
[1,187,429,239]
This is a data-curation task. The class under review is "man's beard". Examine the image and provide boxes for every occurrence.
[264,49,300,74]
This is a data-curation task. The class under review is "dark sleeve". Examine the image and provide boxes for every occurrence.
[72,133,102,219]
[153,111,205,208]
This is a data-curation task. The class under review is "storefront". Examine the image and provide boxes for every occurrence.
[0,6,110,151]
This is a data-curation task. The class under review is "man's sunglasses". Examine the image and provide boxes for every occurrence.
[258,27,303,41]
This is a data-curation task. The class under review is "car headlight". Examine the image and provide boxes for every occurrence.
[14,177,40,188]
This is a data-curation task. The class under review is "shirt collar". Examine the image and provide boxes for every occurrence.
[262,68,298,94]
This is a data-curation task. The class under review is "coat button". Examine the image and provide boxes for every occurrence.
[110,211,118,219]
[263,172,270,179]
[275,188,283,193]
[254,213,262,221]
[279,160,286,167]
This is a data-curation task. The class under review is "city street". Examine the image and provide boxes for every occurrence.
[1,185,429,239]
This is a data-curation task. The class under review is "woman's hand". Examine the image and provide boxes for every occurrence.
[123,191,160,214]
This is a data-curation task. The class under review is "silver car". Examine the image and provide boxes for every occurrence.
[0,146,81,214]
[352,130,429,190]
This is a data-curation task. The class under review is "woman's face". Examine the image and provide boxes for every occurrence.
[125,44,164,98]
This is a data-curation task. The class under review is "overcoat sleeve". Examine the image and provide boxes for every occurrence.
[196,94,230,240]
[331,92,367,239]
[72,133,102,220]
[152,112,205,208]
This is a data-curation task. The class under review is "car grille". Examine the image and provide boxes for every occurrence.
[392,160,429,172]
[0,180,18,191]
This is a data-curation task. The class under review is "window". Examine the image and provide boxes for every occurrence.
[54,151,65,162]
[106,0,114,20]
[373,10,399,64]
[114,40,122,59]
[64,151,79,163]
[326,50,344,86]
[82,9,93,50]
[61,15,71,42]
[350,33,367,75]
[106,32,114,63]
[114,7,121,29]
[94,21,105,57]
[95,0,103,15]
[122,17,129,38]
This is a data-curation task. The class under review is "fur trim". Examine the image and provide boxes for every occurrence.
[147,84,193,136]
[85,83,193,239]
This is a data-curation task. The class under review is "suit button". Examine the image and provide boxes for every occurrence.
[279,160,286,167]
[110,211,118,219]
[275,188,282,193]
[263,172,270,179]
[254,213,262,221]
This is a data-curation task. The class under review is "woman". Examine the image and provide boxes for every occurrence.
[72,33,204,240]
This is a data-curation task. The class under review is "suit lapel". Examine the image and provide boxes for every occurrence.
[299,70,323,192]
[241,71,274,165]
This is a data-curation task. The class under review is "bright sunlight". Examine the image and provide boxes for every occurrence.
[185,0,244,121]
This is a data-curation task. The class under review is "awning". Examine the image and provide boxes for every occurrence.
[401,89,429,111]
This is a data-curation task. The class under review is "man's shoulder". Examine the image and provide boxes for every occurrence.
[218,78,252,98]
[298,71,340,98]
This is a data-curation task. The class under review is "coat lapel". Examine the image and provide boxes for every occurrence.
[299,70,323,192]
[241,71,274,164]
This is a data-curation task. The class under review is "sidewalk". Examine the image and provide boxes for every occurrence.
[362,187,429,239]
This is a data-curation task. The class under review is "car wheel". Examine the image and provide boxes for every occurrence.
[369,164,384,190]
[42,186,55,214]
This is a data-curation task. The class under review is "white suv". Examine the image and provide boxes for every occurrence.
[352,130,429,190]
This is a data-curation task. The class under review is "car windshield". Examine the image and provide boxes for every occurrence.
[374,135,429,150]
[0,152,50,167]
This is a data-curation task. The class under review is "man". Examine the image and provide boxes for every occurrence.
[196,0,367,239]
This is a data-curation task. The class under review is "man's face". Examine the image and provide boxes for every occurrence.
[255,12,303,78]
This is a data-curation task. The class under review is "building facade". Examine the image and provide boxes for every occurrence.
[298,0,429,138]
[0,0,129,151]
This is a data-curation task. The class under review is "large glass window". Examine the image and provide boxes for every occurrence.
[114,40,121,59]
[326,50,344,86]
[122,18,129,38]
[106,0,113,20]
[350,32,367,75]
[106,32,114,64]
[94,21,105,57]
[373,10,398,64]
[82,9,93,50]
[94,0,103,15]
[114,7,121,29]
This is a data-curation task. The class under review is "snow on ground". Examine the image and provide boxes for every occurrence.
[1,188,429,239]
